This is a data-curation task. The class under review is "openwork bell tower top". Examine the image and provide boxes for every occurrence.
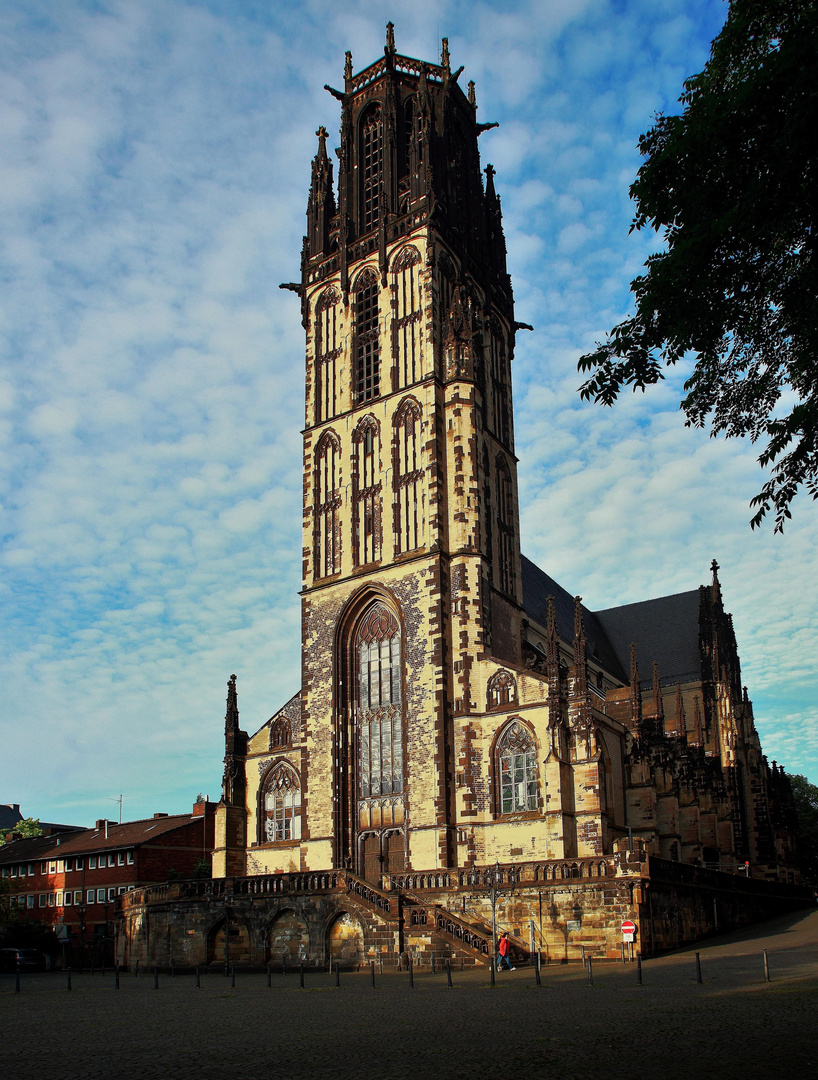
[302,23,511,314]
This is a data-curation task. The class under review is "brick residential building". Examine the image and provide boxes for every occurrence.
[1,801,214,962]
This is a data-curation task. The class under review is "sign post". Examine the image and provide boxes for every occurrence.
[620,920,637,961]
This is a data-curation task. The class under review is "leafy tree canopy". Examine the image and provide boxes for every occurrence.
[0,818,43,846]
[578,0,818,530]
[788,772,818,885]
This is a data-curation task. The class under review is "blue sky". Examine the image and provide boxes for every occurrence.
[1,0,815,827]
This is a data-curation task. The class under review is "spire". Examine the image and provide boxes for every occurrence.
[692,695,703,746]
[385,21,395,54]
[711,558,723,607]
[225,673,239,735]
[344,50,353,82]
[629,643,643,731]
[468,80,477,108]
[572,596,587,694]
[306,126,336,259]
[674,682,686,737]
[441,36,451,75]
[651,661,664,721]
[545,594,560,694]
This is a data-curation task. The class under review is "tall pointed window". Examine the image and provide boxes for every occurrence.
[392,246,423,388]
[262,763,302,842]
[497,722,538,815]
[393,397,422,553]
[489,319,510,445]
[355,604,402,798]
[353,417,381,566]
[361,105,383,233]
[496,454,515,597]
[315,430,341,578]
[354,269,380,403]
[315,287,340,423]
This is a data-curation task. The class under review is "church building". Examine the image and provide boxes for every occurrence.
[120,28,802,969]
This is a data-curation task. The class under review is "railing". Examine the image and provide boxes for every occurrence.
[389,854,628,893]
[342,872,393,914]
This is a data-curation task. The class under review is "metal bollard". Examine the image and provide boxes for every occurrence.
[15,968,20,993]
[431,953,436,975]
[282,956,286,977]
[446,959,453,988]
[490,958,495,987]
[154,967,159,989]
[115,964,120,990]
[335,965,340,989]
[231,964,236,988]
[534,958,541,987]
[370,960,376,988]
[587,957,594,986]
[66,967,72,991]
[621,941,626,965]
[266,964,271,988]
[637,956,642,986]
[196,966,201,989]
[409,961,414,989]
[170,959,175,979]
[580,944,586,968]
[763,950,771,983]
[695,952,702,984]
[134,959,139,978]
[299,963,304,989]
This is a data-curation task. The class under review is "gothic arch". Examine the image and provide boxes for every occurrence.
[353,268,381,404]
[392,396,423,554]
[332,588,406,880]
[267,909,309,968]
[351,414,382,567]
[314,287,341,423]
[487,668,518,710]
[314,429,342,579]
[490,718,539,817]
[359,104,384,234]
[259,761,302,845]
[390,244,421,274]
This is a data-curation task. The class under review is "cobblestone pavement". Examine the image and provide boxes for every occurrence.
[4,908,817,1080]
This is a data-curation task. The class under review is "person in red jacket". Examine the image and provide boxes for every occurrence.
[498,931,515,971]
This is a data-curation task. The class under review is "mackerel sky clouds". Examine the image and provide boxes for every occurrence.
[1,0,815,825]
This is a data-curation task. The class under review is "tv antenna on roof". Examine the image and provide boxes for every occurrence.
[108,794,124,824]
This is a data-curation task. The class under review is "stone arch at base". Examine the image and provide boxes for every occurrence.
[327,911,365,969]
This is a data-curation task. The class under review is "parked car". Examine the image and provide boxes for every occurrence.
[0,948,47,972]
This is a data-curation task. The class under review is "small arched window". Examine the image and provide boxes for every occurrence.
[354,268,380,404]
[393,397,422,553]
[497,722,538,816]
[487,669,517,710]
[270,717,292,749]
[262,764,302,842]
[315,430,341,578]
[361,105,383,233]
[315,287,341,423]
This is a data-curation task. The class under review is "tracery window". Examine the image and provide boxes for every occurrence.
[354,269,380,404]
[315,430,341,578]
[497,722,538,815]
[487,669,517,710]
[393,398,422,554]
[361,105,383,234]
[315,288,341,423]
[355,604,403,798]
[262,764,302,842]
[392,246,423,388]
[353,417,381,566]
[489,321,510,445]
[496,455,515,597]
[270,717,292,749]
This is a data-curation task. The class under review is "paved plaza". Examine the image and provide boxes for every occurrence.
[4,908,818,1080]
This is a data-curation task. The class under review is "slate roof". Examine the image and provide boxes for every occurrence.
[521,554,705,689]
[521,555,627,681]
[595,591,703,689]
[40,814,199,858]
[0,834,64,866]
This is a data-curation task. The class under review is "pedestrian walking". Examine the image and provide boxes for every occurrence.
[498,931,515,971]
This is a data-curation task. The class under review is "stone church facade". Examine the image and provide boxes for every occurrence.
[119,28,804,970]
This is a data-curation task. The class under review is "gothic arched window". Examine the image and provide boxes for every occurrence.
[393,397,422,554]
[392,246,423,388]
[262,763,302,842]
[489,318,510,445]
[315,287,341,423]
[496,454,515,597]
[361,105,383,233]
[488,669,518,710]
[497,721,538,816]
[355,603,403,798]
[352,416,381,567]
[270,717,292,749]
[315,430,341,578]
[354,268,380,404]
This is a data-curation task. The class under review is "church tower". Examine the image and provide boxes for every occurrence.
[290,26,523,880]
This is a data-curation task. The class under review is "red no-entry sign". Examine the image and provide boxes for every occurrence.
[621,920,637,936]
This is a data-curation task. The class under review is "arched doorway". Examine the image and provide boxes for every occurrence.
[267,910,309,969]
[327,912,364,969]
[207,917,250,967]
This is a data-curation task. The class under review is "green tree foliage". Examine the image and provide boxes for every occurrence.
[578,0,818,530]
[788,773,818,885]
[0,818,43,846]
